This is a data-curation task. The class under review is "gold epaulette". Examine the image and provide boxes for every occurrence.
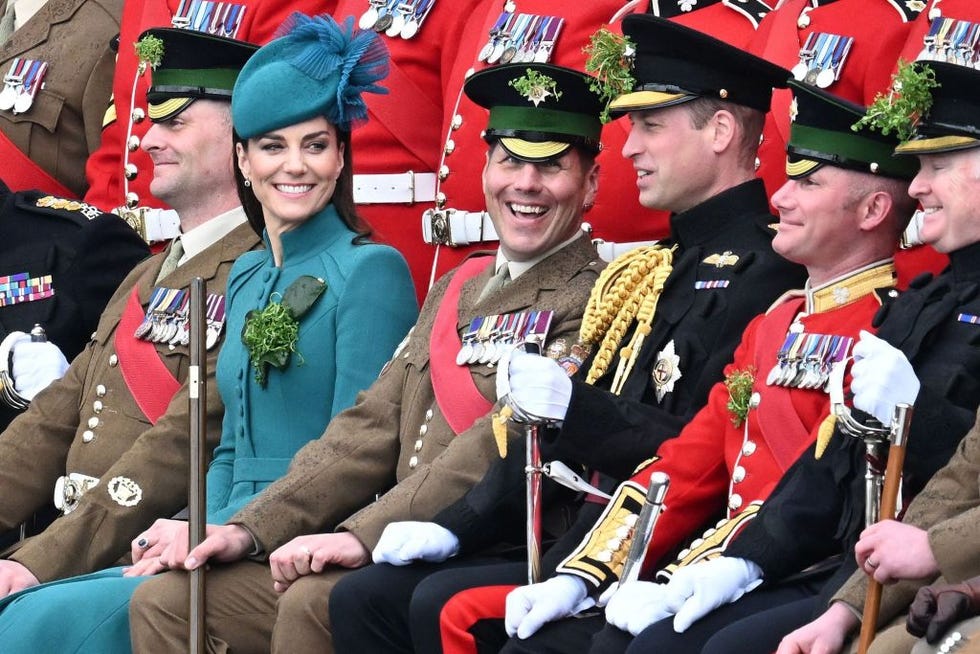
[656,501,762,582]
[102,94,117,129]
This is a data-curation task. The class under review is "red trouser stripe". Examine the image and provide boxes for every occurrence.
[440,584,516,654]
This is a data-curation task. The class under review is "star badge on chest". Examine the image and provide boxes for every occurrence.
[652,340,683,403]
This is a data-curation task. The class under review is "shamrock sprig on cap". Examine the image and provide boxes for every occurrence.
[509,68,563,107]
[134,34,165,70]
[853,60,939,142]
[584,28,635,123]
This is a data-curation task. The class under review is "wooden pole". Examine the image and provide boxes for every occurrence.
[188,277,208,654]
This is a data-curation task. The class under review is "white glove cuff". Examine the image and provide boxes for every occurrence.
[0,331,29,409]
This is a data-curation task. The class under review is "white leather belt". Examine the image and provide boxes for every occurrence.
[54,473,100,515]
[420,209,660,257]
[422,208,499,247]
[353,172,437,205]
[116,207,181,244]
[593,238,662,262]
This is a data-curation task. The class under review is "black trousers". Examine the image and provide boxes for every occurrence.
[334,561,824,654]
[331,558,525,654]
[501,575,827,654]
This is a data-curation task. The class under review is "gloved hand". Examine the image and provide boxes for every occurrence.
[851,330,920,425]
[605,580,685,635]
[907,576,980,644]
[665,557,764,633]
[11,335,69,400]
[371,521,460,566]
[505,574,594,639]
[496,347,571,422]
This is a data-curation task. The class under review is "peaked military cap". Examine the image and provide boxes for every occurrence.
[895,60,980,155]
[465,63,604,162]
[141,28,257,122]
[786,80,918,180]
[609,14,789,115]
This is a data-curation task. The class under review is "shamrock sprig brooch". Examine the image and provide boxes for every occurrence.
[724,366,756,428]
[242,275,327,386]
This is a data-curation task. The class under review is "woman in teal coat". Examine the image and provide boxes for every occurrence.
[0,15,417,652]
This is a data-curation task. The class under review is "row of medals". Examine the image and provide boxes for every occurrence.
[790,32,853,89]
[478,7,564,65]
[765,330,854,390]
[917,16,980,69]
[0,273,52,308]
[0,58,47,114]
[359,0,435,40]
[457,309,554,366]
[133,287,227,351]
[170,0,246,38]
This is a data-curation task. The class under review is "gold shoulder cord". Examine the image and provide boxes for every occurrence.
[579,245,676,391]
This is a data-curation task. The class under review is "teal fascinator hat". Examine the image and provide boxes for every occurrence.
[232,13,389,138]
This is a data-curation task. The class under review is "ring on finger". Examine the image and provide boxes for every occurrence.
[137,537,150,549]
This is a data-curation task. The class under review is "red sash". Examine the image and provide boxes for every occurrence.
[429,256,495,435]
[0,130,74,197]
[753,297,815,471]
[115,287,181,424]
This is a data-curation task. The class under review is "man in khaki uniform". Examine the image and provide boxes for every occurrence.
[129,60,608,653]
[0,0,119,197]
[0,28,258,595]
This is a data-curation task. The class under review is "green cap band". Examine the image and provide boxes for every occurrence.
[487,105,602,141]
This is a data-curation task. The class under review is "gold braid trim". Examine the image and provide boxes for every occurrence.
[580,246,676,389]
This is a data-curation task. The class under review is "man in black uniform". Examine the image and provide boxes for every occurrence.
[0,180,148,547]
[0,181,148,425]
[604,62,980,654]
[330,16,806,653]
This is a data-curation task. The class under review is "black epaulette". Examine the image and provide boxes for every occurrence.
[722,0,775,29]
[884,0,924,22]
[649,0,724,19]
[15,192,108,226]
[871,285,903,328]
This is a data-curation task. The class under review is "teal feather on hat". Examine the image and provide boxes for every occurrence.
[278,14,388,128]
[232,13,389,137]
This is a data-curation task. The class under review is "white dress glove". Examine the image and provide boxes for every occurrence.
[851,330,920,425]
[605,580,685,636]
[505,574,595,639]
[665,557,764,633]
[371,521,460,566]
[496,348,571,422]
[11,336,69,400]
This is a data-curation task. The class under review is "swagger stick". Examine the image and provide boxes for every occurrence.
[188,277,208,654]
[620,472,670,584]
[857,403,913,654]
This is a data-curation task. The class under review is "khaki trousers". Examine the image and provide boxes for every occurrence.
[840,613,917,654]
[130,560,351,654]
